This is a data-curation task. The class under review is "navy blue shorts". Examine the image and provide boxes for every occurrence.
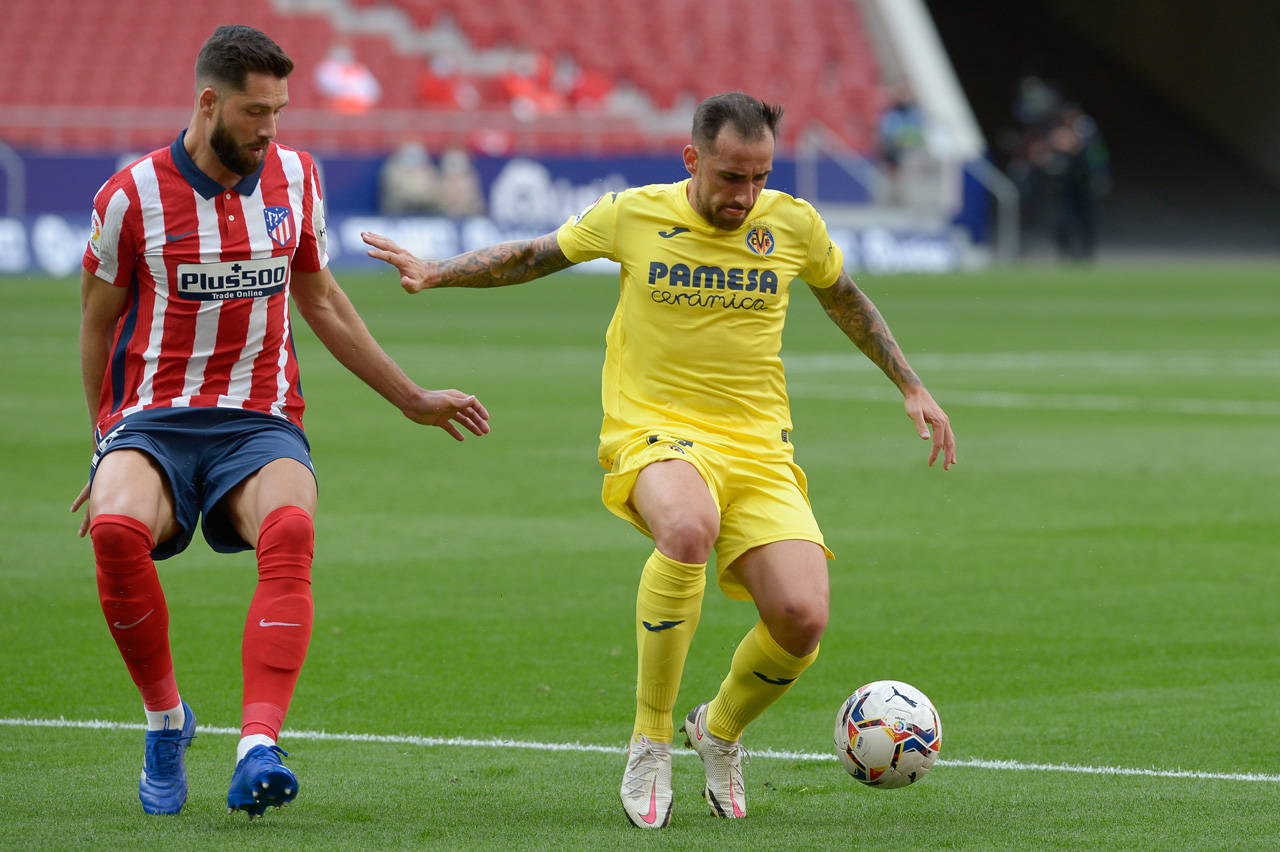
[90,408,316,560]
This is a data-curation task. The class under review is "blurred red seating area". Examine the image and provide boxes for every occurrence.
[0,0,884,154]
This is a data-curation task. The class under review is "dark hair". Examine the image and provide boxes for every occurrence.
[195,25,294,92]
[691,92,784,150]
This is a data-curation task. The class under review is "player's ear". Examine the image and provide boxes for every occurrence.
[197,86,220,116]
[683,144,698,176]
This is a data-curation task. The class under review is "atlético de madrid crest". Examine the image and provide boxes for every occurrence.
[264,206,295,248]
[746,223,775,256]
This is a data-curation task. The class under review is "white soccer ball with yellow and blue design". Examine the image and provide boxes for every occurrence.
[834,680,941,788]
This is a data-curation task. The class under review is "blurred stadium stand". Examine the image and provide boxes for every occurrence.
[0,0,885,156]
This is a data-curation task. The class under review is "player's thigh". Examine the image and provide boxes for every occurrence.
[89,448,180,543]
[730,539,830,632]
[632,458,720,559]
[221,458,318,548]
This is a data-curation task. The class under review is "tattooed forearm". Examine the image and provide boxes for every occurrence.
[435,233,574,288]
[811,272,922,390]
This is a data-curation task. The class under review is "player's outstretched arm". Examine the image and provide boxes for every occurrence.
[809,271,956,469]
[362,231,575,293]
[291,267,489,441]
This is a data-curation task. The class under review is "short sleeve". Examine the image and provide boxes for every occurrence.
[293,157,328,273]
[83,180,137,286]
[556,191,620,263]
[798,204,844,289]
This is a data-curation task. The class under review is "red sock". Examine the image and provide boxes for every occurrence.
[242,506,314,739]
[90,514,179,711]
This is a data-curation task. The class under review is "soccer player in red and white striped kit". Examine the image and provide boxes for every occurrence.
[74,24,490,817]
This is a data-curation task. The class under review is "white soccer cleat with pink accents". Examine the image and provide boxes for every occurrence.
[620,732,673,829]
[681,702,750,819]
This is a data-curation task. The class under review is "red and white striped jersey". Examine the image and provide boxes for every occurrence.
[83,131,328,436]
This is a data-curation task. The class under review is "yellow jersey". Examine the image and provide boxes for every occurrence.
[556,179,844,468]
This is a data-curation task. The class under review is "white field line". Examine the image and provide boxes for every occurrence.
[4,716,1280,784]
[788,382,1280,418]
[784,350,1280,375]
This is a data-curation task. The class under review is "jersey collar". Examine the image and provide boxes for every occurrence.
[171,129,266,199]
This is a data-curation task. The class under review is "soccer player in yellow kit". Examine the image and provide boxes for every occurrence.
[363,92,956,828]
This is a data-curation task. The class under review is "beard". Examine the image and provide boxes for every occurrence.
[698,200,751,231]
[689,185,751,231]
[706,206,750,230]
[209,116,264,177]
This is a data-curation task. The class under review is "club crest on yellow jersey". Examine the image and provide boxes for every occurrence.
[746,222,775,256]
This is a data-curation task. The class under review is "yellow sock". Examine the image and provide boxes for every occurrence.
[706,621,819,742]
[633,549,706,743]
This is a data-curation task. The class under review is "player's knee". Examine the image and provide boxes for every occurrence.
[652,512,719,564]
[256,506,314,582]
[795,602,829,645]
[89,514,154,567]
[259,505,314,550]
[772,599,828,654]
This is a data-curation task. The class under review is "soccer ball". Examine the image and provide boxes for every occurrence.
[834,680,941,788]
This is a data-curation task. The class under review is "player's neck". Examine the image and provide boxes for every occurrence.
[183,123,247,191]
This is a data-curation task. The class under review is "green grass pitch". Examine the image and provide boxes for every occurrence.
[2,263,1279,850]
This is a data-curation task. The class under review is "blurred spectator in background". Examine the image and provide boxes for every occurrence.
[379,139,443,215]
[315,40,382,114]
[877,83,927,205]
[550,53,615,113]
[1006,76,1110,261]
[417,52,481,111]
[500,49,566,121]
[1012,75,1061,129]
[1044,104,1110,261]
[437,147,486,218]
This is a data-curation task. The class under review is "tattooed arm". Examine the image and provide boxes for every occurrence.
[362,231,575,293]
[809,271,956,469]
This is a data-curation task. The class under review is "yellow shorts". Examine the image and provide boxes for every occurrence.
[601,433,833,601]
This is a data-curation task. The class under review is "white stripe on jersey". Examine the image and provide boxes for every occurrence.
[95,188,132,284]
[309,161,329,268]
[128,157,167,417]
[182,191,224,400]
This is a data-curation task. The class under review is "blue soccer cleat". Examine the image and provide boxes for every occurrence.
[227,744,298,818]
[139,701,197,814]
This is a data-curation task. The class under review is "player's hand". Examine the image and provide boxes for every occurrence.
[362,231,438,293]
[903,386,956,470]
[71,480,92,537]
[404,389,490,441]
